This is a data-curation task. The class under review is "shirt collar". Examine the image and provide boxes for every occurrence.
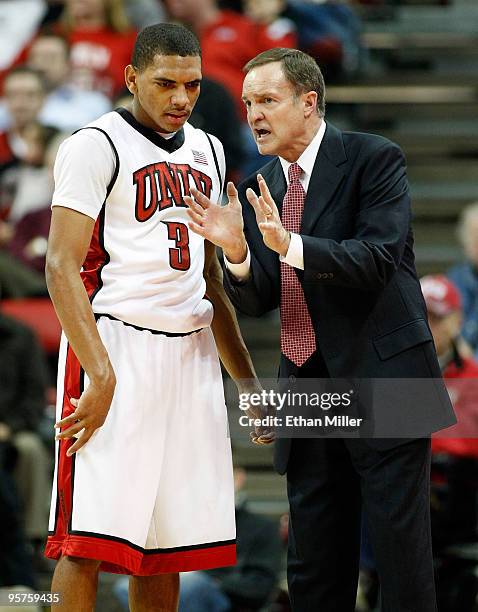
[279,119,326,182]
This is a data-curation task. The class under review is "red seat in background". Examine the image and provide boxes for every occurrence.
[1,297,61,354]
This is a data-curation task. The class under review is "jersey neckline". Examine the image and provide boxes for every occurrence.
[115,107,185,153]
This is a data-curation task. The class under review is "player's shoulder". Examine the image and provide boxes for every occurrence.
[184,122,224,155]
[59,111,119,155]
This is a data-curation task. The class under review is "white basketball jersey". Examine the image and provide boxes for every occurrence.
[52,109,225,333]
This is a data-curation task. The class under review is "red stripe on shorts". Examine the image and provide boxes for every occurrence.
[46,531,236,575]
[45,344,81,555]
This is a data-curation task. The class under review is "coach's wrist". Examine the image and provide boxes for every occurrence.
[224,237,248,265]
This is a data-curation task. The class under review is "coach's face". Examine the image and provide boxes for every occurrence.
[126,54,201,133]
[242,61,318,161]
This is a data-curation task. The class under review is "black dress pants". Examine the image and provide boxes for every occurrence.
[284,355,437,612]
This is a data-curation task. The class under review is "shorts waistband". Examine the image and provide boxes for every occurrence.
[94,313,204,337]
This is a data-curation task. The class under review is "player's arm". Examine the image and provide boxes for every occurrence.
[46,206,116,456]
[204,239,258,386]
[204,241,274,444]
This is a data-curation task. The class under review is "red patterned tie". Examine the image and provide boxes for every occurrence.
[280,162,316,366]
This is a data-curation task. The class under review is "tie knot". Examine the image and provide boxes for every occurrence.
[288,162,302,183]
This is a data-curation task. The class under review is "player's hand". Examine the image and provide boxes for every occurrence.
[249,406,276,445]
[185,183,248,263]
[246,174,290,257]
[237,380,275,445]
[55,373,116,456]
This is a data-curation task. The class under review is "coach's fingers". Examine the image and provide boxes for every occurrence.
[258,196,276,219]
[185,208,204,226]
[257,174,278,212]
[190,188,211,209]
[226,182,240,207]
[187,221,206,237]
[246,188,270,220]
[183,195,205,217]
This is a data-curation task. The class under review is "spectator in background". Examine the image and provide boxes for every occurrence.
[420,274,478,462]
[0,75,61,297]
[0,308,50,564]
[114,466,283,611]
[56,0,137,99]
[243,0,297,51]
[8,132,67,276]
[0,442,37,592]
[27,32,111,132]
[0,67,46,181]
[164,0,295,121]
[448,202,478,359]
[421,274,478,611]
[123,0,167,29]
[0,0,47,91]
[278,0,364,81]
[0,66,51,297]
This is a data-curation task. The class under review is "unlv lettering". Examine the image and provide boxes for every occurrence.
[134,162,213,222]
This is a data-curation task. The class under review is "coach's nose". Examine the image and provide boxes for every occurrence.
[248,103,264,125]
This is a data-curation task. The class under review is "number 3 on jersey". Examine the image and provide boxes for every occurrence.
[162,221,191,271]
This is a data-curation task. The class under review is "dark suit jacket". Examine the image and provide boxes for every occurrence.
[224,122,455,473]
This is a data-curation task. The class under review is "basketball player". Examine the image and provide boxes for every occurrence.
[44,24,261,611]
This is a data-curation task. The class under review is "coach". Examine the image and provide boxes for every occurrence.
[186,48,455,611]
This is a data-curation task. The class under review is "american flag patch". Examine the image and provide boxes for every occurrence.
[192,150,208,165]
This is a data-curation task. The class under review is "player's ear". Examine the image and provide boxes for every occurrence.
[125,65,138,95]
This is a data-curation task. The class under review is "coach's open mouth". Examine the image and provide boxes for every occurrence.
[255,128,271,140]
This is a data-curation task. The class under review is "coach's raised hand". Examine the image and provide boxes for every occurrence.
[185,182,248,264]
[246,174,290,257]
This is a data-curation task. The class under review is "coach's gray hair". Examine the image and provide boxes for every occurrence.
[243,48,325,117]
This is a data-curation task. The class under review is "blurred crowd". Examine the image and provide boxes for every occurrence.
[0,1,477,611]
[0,0,365,301]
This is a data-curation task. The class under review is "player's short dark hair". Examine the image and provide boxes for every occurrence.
[244,48,325,117]
[132,23,201,71]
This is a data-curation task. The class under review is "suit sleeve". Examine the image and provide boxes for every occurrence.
[302,142,411,290]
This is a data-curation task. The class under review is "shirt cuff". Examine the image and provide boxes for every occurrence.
[224,247,251,280]
[280,232,304,270]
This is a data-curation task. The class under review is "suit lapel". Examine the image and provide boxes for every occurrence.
[301,122,347,235]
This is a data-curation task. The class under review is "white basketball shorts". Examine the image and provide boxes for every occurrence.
[45,315,236,575]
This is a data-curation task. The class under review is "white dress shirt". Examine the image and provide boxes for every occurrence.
[225,120,327,279]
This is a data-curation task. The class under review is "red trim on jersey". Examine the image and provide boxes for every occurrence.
[81,207,108,299]
[45,533,236,575]
[46,345,81,549]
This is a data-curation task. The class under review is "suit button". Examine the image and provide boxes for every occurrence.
[289,375,296,382]
[316,273,323,279]
[328,273,334,279]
